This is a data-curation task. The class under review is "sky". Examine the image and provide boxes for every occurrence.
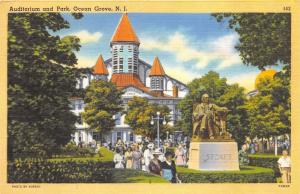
[57,13,269,92]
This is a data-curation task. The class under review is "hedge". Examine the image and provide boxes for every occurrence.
[177,166,276,183]
[249,154,280,177]
[48,147,114,163]
[112,169,169,183]
[8,159,114,183]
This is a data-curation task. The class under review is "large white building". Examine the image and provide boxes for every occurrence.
[70,14,188,145]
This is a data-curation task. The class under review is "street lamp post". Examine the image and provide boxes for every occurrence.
[151,111,167,148]
[166,131,169,142]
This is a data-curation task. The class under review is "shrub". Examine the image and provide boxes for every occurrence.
[111,169,169,183]
[177,166,276,183]
[98,147,114,162]
[59,142,96,157]
[8,159,114,183]
[249,154,280,177]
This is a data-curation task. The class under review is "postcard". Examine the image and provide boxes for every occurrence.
[0,1,299,194]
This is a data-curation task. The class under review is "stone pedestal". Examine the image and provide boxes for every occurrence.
[188,142,239,171]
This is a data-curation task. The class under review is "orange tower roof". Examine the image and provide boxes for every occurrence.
[93,55,109,75]
[149,57,166,76]
[111,14,140,44]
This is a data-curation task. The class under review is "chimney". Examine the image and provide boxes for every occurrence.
[173,85,178,97]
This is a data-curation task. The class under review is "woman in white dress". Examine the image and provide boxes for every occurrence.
[113,148,125,169]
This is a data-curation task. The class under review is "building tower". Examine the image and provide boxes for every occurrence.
[110,14,140,74]
[93,54,109,81]
[149,57,166,94]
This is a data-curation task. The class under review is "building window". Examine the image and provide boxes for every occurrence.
[151,79,155,89]
[133,65,138,73]
[130,133,134,141]
[120,46,123,52]
[128,58,133,73]
[117,132,122,140]
[113,58,118,64]
[78,103,82,110]
[119,57,123,64]
[156,78,160,89]
[128,45,132,52]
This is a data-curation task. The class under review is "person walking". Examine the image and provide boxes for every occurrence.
[278,149,291,183]
[161,151,180,183]
[124,147,133,169]
[149,149,162,176]
[115,139,125,154]
[175,144,185,166]
[249,141,255,154]
[182,144,188,165]
[113,148,125,169]
[132,144,143,170]
[143,143,154,172]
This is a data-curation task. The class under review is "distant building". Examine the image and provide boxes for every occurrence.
[70,14,188,145]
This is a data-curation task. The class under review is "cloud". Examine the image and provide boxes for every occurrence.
[210,34,242,70]
[76,55,97,68]
[70,30,103,44]
[140,32,241,70]
[166,66,200,84]
[227,71,259,92]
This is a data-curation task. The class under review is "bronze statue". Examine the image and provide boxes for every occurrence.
[192,94,231,141]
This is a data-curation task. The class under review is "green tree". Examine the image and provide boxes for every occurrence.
[244,77,290,142]
[213,13,291,152]
[177,71,248,146]
[212,13,291,71]
[125,96,171,140]
[81,80,123,134]
[8,13,83,159]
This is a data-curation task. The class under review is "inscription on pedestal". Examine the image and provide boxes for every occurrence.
[188,142,239,171]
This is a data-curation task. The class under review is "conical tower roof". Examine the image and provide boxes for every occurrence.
[93,55,109,75]
[149,57,166,76]
[111,14,140,45]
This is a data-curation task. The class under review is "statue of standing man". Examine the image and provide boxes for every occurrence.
[192,94,230,141]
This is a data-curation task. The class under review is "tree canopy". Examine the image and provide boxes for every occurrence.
[212,13,291,143]
[243,77,290,139]
[212,13,291,71]
[81,80,123,134]
[177,71,249,146]
[8,13,83,159]
[125,96,171,140]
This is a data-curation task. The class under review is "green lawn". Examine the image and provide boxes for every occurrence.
[48,147,113,162]
[111,169,169,183]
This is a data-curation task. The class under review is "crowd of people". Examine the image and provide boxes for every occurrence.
[111,139,189,183]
